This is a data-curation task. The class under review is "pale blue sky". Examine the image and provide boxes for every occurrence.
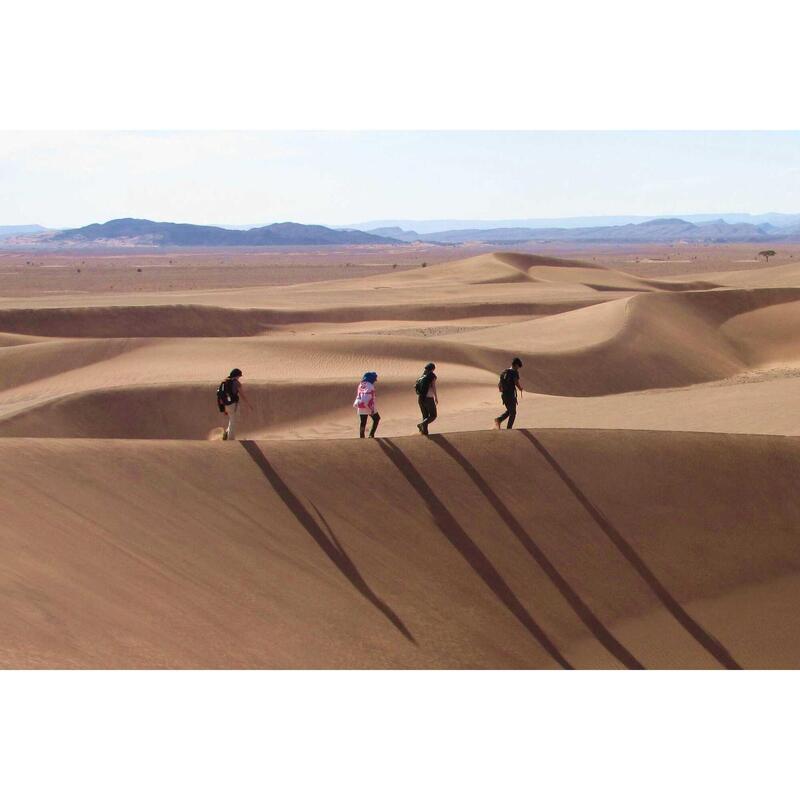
[1,131,798,228]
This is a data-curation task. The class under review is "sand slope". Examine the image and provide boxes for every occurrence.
[2,429,799,669]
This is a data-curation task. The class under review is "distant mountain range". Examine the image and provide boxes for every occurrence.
[367,218,800,244]
[349,213,800,234]
[3,215,799,247]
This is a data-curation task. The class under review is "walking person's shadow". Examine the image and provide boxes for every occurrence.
[518,430,741,669]
[377,437,573,668]
[241,440,416,644]
[431,434,644,669]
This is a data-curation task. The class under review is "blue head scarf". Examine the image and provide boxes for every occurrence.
[362,371,378,384]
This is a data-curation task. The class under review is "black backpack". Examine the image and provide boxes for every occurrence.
[498,369,516,395]
[415,373,432,396]
[217,378,237,411]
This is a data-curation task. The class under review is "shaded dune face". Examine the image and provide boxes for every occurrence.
[2,251,800,668]
[0,299,603,338]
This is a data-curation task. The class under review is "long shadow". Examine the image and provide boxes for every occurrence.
[431,435,643,669]
[377,438,573,669]
[519,430,742,670]
[241,440,416,644]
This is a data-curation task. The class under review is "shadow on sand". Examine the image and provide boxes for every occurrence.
[377,437,573,669]
[432,435,644,669]
[519,430,741,670]
[241,440,416,644]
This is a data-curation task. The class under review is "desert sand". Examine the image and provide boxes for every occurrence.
[2,247,799,668]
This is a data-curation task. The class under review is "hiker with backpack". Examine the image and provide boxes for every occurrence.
[217,368,251,441]
[494,358,523,430]
[415,362,439,435]
[353,371,381,438]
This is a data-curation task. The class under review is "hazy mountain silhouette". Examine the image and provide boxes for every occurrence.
[51,218,400,246]
[379,217,796,244]
[352,213,800,234]
[8,216,800,247]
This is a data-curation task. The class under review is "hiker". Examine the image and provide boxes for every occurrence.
[494,357,523,430]
[415,362,439,435]
[354,371,381,438]
[217,368,250,441]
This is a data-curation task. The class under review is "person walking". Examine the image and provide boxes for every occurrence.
[415,362,439,435]
[354,371,381,438]
[494,357,523,430]
[217,368,250,441]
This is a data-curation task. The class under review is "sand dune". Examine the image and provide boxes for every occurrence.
[2,429,798,669]
[3,284,800,439]
[2,249,800,668]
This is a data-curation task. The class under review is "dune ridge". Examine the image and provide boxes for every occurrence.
[0,299,610,338]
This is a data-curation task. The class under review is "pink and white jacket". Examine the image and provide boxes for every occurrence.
[353,380,377,415]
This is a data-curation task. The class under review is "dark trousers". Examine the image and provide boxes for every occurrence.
[418,397,437,433]
[497,396,517,429]
[359,413,380,438]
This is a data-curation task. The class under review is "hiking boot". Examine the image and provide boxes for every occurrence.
[222,430,228,441]
[493,418,501,430]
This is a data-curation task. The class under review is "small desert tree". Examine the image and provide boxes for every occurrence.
[759,249,776,263]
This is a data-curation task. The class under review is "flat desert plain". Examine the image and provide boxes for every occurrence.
[2,244,800,668]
